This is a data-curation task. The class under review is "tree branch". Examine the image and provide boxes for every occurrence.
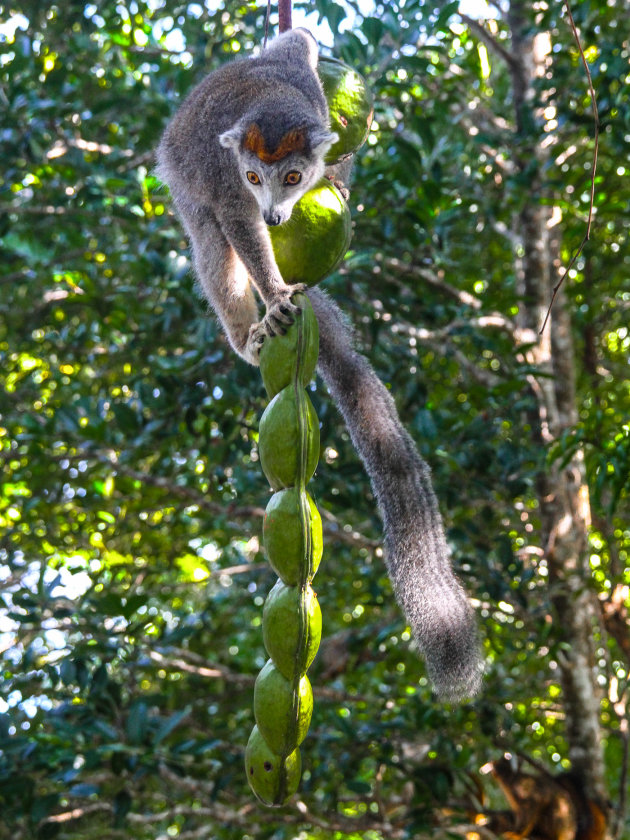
[380,257,482,309]
[148,650,254,684]
[459,13,518,71]
[99,458,268,520]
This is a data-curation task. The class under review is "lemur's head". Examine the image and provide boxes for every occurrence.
[219,119,337,226]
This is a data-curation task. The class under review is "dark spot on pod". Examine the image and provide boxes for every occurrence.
[264,761,273,772]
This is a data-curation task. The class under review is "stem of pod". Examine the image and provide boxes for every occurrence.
[245,294,322,807]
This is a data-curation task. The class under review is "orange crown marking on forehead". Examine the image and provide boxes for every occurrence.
[243,123,307,163]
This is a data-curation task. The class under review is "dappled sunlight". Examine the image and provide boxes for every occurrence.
[1,0,628,837]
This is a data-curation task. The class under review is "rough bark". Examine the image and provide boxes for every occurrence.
[506,0,608,812]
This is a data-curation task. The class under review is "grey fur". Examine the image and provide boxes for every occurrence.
[308,289,481,700]
[156,29,336,364]
[157,29,482,701]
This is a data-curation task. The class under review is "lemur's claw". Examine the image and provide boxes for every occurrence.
[325,174,350,201]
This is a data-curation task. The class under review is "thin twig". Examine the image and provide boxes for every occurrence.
[540,1,599,334]
[263,0,271,47]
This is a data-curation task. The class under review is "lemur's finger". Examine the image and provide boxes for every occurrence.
[266,316,289,335]
[263,312,291,335]
[289,283,308,298]
[275,305,296,324]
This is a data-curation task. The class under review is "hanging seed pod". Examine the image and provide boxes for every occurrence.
[254,659,313,755]
[263,488,322,586]
[263,580,322,680]
[245,295,322,807]
[258,387,320,492]
[245,725,302,805]
[258,301,319,399]
[317,56,374,164]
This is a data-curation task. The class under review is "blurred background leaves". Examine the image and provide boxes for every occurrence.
[1,1,628,838]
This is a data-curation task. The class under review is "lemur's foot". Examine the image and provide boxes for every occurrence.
[245,322,267,364]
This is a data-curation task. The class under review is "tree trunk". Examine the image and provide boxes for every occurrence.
[507,0,608,812]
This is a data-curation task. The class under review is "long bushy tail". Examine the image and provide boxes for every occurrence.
[307,288,482,701]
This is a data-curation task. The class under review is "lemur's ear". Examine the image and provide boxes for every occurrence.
[311,129,338,157]
[219,124,243,150]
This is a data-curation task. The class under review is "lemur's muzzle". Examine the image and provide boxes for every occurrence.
[264,210,283,226]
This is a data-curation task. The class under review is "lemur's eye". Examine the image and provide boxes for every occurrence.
[284,171,302,186]
[247,171,261,185]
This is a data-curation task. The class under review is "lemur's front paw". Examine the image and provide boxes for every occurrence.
[245,286,308,363]
[263,284,308,337]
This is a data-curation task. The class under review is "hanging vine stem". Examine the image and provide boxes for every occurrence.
[264,0,292,45]
[278,0,292,33]
[539,0,600,334]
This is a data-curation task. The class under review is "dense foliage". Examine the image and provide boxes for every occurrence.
[1,1,628,838]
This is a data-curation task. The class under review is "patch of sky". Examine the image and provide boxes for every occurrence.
[0,559,94,691]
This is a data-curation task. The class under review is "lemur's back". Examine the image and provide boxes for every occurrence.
[176,58,325,132]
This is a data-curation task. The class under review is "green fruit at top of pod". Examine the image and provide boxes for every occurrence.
[317,56,374,164]
[258,387,320,491]
[259,294,319,400]
[245,724,302,807]
[264,488,323,586]
[263,580,322,680]
[268,179,352,287]
[254,660,313,757]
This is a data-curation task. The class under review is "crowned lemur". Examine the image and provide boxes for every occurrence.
[157,28,482,701]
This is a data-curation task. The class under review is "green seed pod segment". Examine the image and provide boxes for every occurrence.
[317,56,374,164]
[263,489,323,586]
[259,294,319,399]
[246,295,323,807]
[268,179,352,288]
[259,388,320,492]
[245,725,302,806]
[263,580,322,680]
[254,659,313,755]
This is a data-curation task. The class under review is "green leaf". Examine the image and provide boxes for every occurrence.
[152,706,191,745]
[126,701,148,746]
[113,789,132,828]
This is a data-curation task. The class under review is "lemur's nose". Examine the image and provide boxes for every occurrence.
[264,210,282,226]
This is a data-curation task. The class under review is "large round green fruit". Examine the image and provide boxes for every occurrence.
[318,56,374,163]
[269,179,352,286]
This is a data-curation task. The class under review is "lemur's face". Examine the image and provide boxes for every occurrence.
[219,122,337,226]
[238,152,322,226]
